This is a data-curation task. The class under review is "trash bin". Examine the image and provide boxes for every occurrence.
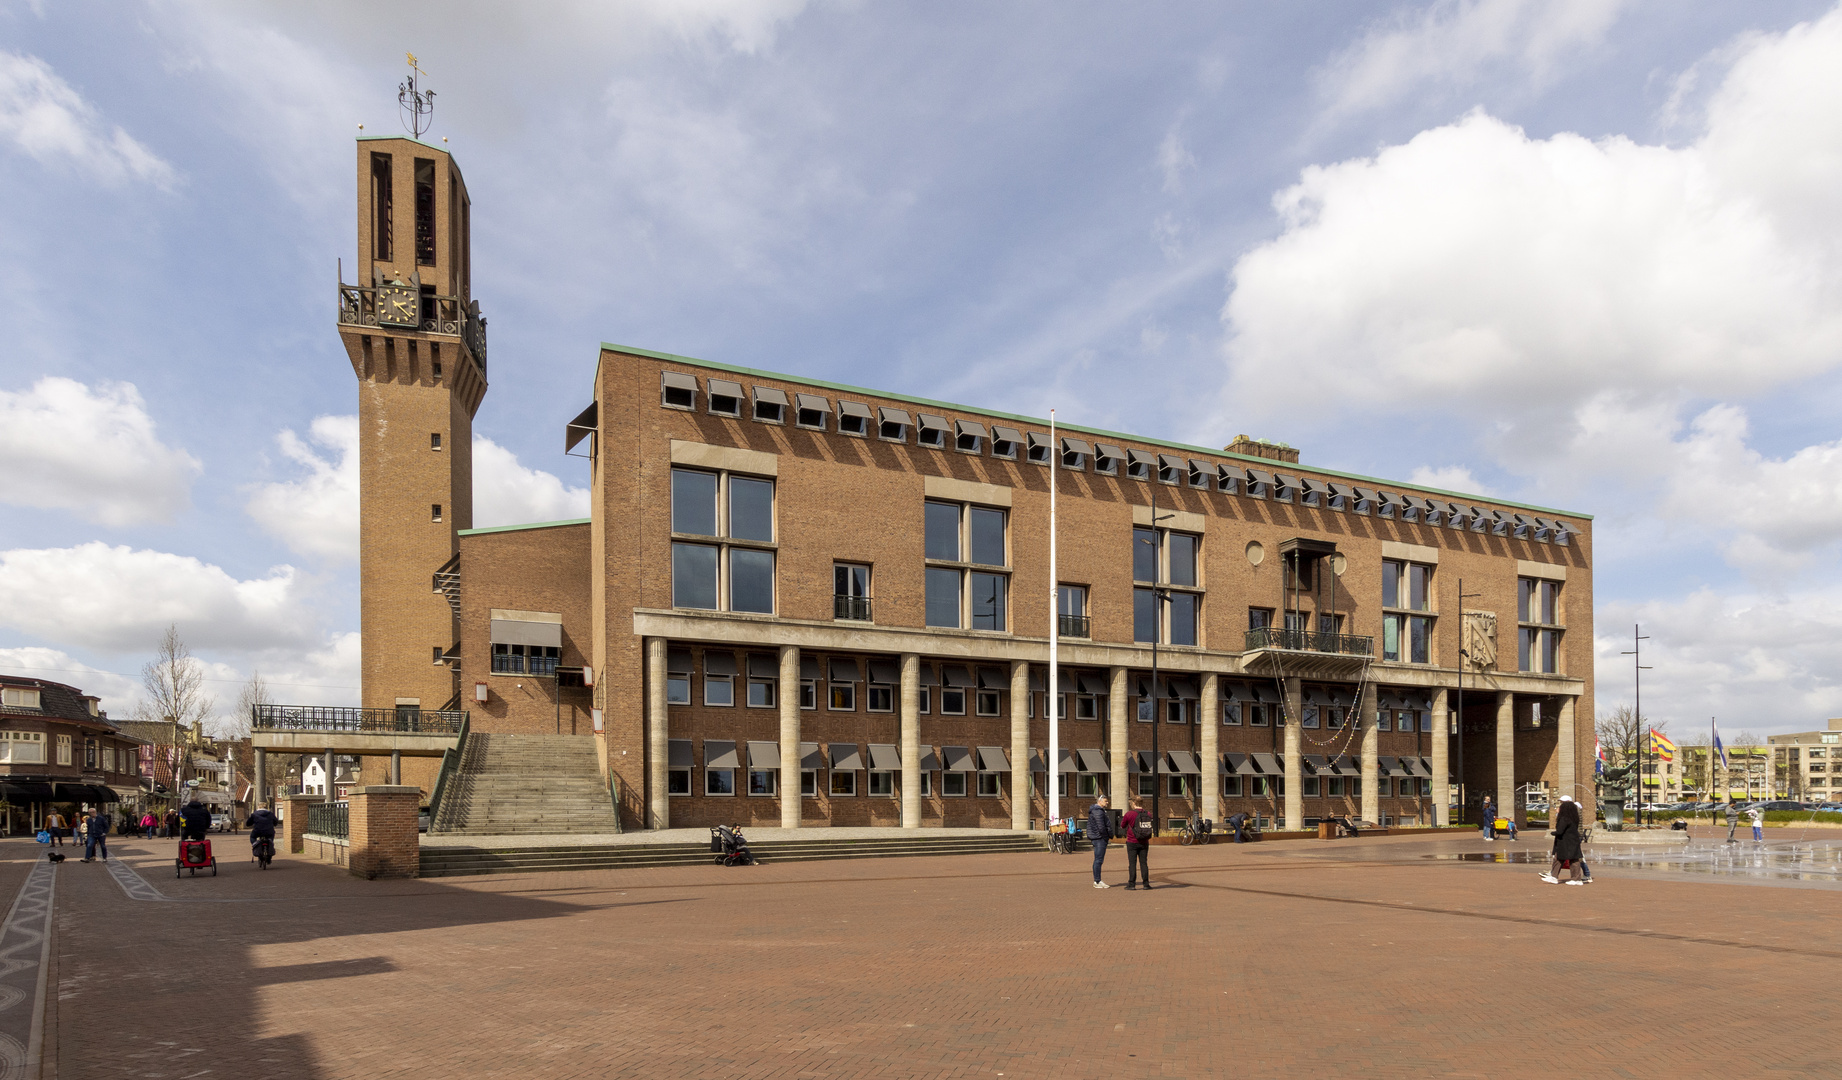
[1317,821,1335,840]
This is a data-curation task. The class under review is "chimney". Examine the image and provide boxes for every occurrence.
[1226,435,1300,464]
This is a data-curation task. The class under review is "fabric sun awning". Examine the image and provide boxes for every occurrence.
[1302,754,1329,774]
[878,406,911,427]
[867,658,901,684]
[1224,753,1257,776]
[828,657,861,682]
[955,419,987,441]
[829,744,864,771]
[1057,748,1078,775]
[941,746,976,772]
[977,746,1010,772]
[669,739,694,768]
[1061,437,1093,456]
[976,667,1008,690]
[868,744,901,771]
[1028,748,1047,773]
[941,665,975,688]
[795,393,829,414]
[918,747,942,771]
[1167,750,1201,775]
[799,742,824,770]
[799,656,821,681]
[490,612,562,648]
[703,741,739,770]
[1076,749,1110,774]
[707,378,744,401]
[747,741,779,769]
[1251,753,1282,774]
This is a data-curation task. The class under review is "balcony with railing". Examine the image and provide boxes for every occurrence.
[834,595,873,621]
[252,704,467,735]
[1244,626,1374,656]
[1058,613,1091,638]
[337,283,488,375]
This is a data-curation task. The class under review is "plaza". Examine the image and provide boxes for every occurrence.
[25,831,1842,1079]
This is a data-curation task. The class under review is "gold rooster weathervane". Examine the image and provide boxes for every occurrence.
[398,52,435,139]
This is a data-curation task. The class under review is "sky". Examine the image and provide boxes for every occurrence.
[3,0,1841,741]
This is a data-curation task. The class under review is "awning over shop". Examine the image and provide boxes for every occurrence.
[0,782,52,802]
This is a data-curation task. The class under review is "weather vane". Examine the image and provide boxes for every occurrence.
[398,52,435,139]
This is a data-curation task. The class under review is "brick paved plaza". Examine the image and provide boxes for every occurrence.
[28,832,1842,1079]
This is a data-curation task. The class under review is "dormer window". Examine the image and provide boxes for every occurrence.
[0,687,41,710]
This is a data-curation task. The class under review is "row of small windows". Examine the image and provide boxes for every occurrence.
[660,370,1574,544]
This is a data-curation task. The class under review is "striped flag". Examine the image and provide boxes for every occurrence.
[1713,725,1728,770]
[1649,728,1677,763]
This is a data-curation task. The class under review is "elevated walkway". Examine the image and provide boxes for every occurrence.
[252,704,461,757]
[419,826,1041,877]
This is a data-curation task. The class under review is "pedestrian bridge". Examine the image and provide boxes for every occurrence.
[251,705,463,757]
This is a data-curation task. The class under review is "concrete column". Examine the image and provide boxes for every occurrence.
[1558,695,1577,813]
[390,749,402,786]
[900,654,921,829]
[1497,691,1515,827]
[777,645,801,829]
[1108,666,1129,805]
[1009,659,1030,830]
[1432,687,1451,826]
[254,748,266,809]
[1359,681,1380,825]
[646,636,668,830]
[1283,677,1302,830]
[323,749,334,804]
[1199,672,1220,826]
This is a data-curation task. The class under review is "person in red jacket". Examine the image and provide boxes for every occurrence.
[1121,798,1153,890]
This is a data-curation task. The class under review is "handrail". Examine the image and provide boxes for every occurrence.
[1244,626,1374,657]
[252,704,467,734]
[306,802,348,840]
[427,711,470,830]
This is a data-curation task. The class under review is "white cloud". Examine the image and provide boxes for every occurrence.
[0,543,311,654]
[246,415,359,562]
[1156,126,1195,193]
[0,377,201,526]
[1317,0,1629,119]
[473,435,591,528]
[1409,465,1489,495]
[0,51,175,187]
[0,647,140,714]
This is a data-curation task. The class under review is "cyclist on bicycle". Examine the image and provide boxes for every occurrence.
[247,805,279,858]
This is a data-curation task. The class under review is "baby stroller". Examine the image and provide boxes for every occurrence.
[710,824,755,866]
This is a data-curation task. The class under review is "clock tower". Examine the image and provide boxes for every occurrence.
[336,135,486,714]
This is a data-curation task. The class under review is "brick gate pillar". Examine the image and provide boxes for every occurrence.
[282,793,318,853]
[347,785,421,879]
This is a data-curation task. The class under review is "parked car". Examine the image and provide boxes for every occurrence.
[209,813,230,832]
[1757,801,1805,811]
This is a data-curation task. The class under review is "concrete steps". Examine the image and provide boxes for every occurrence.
[418,832,1043,877]
[432,732,617,836]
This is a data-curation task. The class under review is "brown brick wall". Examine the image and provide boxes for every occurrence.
[458,523,594,735]
[346,786,420,879]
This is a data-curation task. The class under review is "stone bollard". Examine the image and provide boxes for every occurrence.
[347,785,422,879]
[282,793,319,854]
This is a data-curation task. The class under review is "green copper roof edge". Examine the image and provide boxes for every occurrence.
[597,342,1594,522]
[457,518,591,537]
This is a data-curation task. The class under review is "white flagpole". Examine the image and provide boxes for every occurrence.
[1048,409,1060,826]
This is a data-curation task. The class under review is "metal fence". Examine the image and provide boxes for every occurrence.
[1244,627,1374,657]
[252,704,467,734]
[306,802,348,840]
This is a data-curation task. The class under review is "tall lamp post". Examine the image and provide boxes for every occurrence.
[1454,578,1480,825]
[1621,625,1651,826]
[1137,483,1174,834]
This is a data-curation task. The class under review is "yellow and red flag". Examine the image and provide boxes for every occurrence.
[1649,728,1677,763]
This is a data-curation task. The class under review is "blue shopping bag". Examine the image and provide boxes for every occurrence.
[34,830,50,844]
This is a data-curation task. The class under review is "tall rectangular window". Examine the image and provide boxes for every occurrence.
[414,158,437,266]
[669,467,775,614]
[370,153,393,261]
[924,499,1008,631]
[1058,585,1089,637]
[1382,559,1434,664]
[926,567,962,628]
[1518,577,1563,673]
[834,563,872,621]
[1132,527,1202,645]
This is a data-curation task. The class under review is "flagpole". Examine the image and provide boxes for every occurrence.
[1048,409,1060,827]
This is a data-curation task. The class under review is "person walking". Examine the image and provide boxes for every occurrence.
[1725,800,1740,843]
[163,809,179,839]
[140,811,156,839]
[1540,795,1584,884]
[1087,796,1113,889]
[1480,795,1496,841]
[1122,798,1153,890]
[44,810,64,848]
[81,807,110,862]
[1747,804,1765,842]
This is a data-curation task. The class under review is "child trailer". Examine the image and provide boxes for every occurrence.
[177,837,217,877]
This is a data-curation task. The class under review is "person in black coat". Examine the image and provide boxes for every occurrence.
[179,799,212,842]
[1543,796,1584,884]
[1086,796,1113,889]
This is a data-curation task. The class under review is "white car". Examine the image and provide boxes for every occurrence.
[209,813,230,832]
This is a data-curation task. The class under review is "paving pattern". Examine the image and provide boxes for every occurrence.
[31,832,1842,1079]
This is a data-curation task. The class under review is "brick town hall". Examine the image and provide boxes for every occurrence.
[251,131,1597,842]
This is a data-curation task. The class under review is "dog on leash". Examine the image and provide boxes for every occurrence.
[45,852,65,864]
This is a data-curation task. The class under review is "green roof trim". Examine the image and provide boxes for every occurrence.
[457,518,590,537]
[600,342,1593,521]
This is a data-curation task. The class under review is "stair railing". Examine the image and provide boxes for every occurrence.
[427,712,471,832]
[609,772,623,834]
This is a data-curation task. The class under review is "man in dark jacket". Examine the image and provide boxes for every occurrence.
[247,805,279,858]
[1227,811,1250,843]
[1122,799,1152,890]
[1086,796,1113,889]
[179,799,211,842]
[81,808,109,862]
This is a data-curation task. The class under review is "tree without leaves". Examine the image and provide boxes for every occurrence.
[225,670,272,740]
[131,625,216,794]
[1596,704,1647,767]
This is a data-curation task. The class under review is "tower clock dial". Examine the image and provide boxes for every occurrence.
[378,284,419,327]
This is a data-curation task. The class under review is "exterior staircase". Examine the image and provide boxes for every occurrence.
[419,830,1041,877]
[430,732,617,836]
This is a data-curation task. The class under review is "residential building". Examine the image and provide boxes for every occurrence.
[0,675,146,834]
[1769,721,1842,801]
[322,135,1599,833]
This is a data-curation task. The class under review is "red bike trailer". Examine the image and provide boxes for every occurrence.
[176,838,217,877]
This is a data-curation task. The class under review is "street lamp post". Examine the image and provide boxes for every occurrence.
[1139,483,1174,835]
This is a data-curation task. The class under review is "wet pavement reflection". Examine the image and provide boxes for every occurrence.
[1428,839,1842,883]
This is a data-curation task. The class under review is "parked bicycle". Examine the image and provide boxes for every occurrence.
[1179,814,1214,845]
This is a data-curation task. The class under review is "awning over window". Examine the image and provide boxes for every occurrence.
[1303,478,1333,497]
[1061,437,1093,456]
[867,658,900,684]
[837,400,873,422]
[941,664,975,688]
[878,406,910,426]
[868,744,901,771]
[941,746,976,772]
[1077,748,1110,774]
[1168,750,1201,775]
[490,614,562,648]
[1028,748,1047,773]
[1223,682,1256,702]
[991,425,1023,445]
[799,742,824,770]
[667,649,694,675]
[747,741,779,769]
[747,654,777,679]
[704,740,739,770]
[565,401,598,452]
[1380,492,1407,512]
[753,386,789,408]
[919,747,942,771]
[977,746,1010,772]
[1188,459,1213,480]
[955,419,987,440]
[1077,671,1109,696]
[1224,753,1256,776]
[919,663,938,687]
[1218,464,1246,489]
[1129,751,1154,774]
[669,739,693,768]
[707,378,744,400]
[795,393,829,413]
[1057,748,1078,775]
[1329,755,1358,775]
[800,656,821,681]
[1252,684,1281,704]
[1127,449,1157,470]
[918,413,949,436]
[1329,483,1357,500]
[1276,473,1301,492]
[702,651,736,676]
[829,743,864,771]
[1157,453,1185,472]
[661,371,698,395]
[1354,487,1380,503]
[1167,676,1199,700]
[828,657,861,682]
[1419,755,1436,777]
[1251,752,1282,774]
[1303,754,1329,774]
[976,666,1007,690]
[1095,443,1124,465]
[1247,468,1277,487]
[1027,432,1053,455]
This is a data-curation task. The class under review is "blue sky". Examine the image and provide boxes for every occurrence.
[3,0,1841,741]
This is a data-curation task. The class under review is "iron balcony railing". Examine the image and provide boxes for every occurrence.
[252,704,467,734]
[1058,614,1091,638]
[834,595,872,621]
[1244,626,1374,657]
[491,654,559,676]
[337,284,488,375]
[306,802,348,840]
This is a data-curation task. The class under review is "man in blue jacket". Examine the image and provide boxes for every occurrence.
[1087,796,1113,889]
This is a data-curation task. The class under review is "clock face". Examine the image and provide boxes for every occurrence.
[378,285,420,327]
